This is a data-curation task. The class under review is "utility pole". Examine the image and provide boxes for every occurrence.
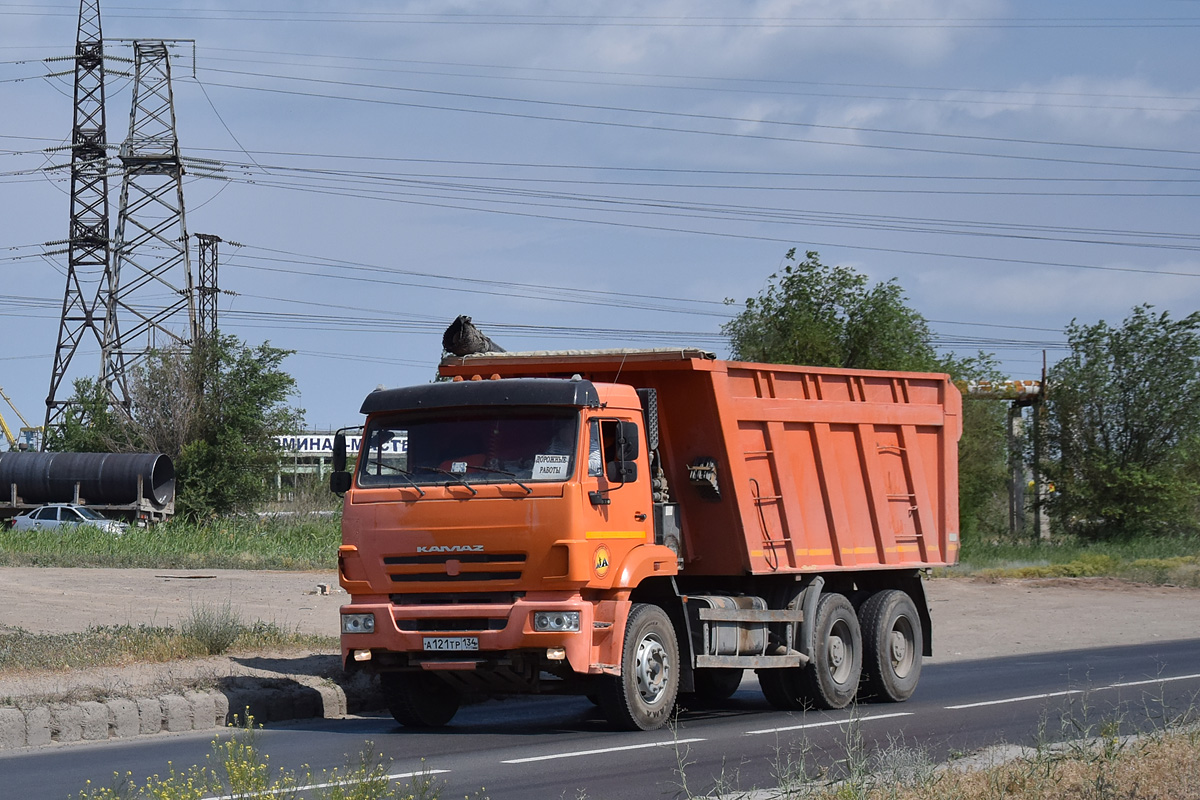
[195,233,221,340]
[43,0,116,446]
[954,379,1044,538]
[101,39,197,409]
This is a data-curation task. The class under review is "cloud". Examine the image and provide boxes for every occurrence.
[950,76,1200,139]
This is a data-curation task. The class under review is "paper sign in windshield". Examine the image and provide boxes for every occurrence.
[532,454,570,480]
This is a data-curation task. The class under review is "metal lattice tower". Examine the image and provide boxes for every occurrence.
[43,0,117,444]
[195,233,221,339]
[101,39,197,406]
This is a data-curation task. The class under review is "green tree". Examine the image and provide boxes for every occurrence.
[44,377,136,453]
[723,249,939,371]
[1044,305,1200,539]
[143,335,304,518]
[723,249,1009,541]
[48,335,304,518]
[951,355,1012,541]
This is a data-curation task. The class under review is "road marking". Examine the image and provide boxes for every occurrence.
[1108,672,1200,689]
[501,738,705,764]
[946,672,1200,710]
[744,711,913,736]
[200,770,450,800]
[946,689,1082,710]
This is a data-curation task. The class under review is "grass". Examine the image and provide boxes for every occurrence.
[0,603,336,678]
[665,689,1200,800]
[946,534,1200,587]
[743,729,1200,800]
[76,716,461,800]
[0,514,340,570]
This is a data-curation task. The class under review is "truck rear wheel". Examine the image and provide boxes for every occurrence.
[802,593,862,709]
[691,667,744,702]
[380,672,460,728]
[598,603,679,731]
[758,592,861,710]
[858,589,922,702]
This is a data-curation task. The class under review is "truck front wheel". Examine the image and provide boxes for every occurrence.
[858,589,922,702]
[380,672,460,728]
[599,603,679,731]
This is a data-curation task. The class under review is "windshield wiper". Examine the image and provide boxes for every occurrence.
[416,466,478,495]
[465,464,533,494]
[367,459,426,497]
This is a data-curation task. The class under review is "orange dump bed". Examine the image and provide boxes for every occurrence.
[440,350,962,576]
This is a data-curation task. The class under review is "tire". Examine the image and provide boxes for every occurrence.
[800,593,862,709]
[758,666,806,711]
[858,589,922,703]
[598,603,680,731]
[380,672,460,728]
[691,668,744,702]
[759,593,861,710]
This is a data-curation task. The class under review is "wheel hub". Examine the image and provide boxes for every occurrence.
[829,635,845,668]
[890,630,908,663]
[635,635,669,704]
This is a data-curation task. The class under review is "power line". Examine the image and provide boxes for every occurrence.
[8,131,1200,190]
[5,6,1200,28]
[0,251,1076,350]
[178,155,1200,249]
[192,69,1200,172]
[193,50,1200,116]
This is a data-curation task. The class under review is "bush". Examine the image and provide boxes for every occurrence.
[182,602,244,656]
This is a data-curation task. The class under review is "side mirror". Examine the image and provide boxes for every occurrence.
[607,421,640,483]
[332,431,347,472]
[616,421,639,461]
[606,459,638,483]
[330,431,350,494]
[330,471,351,494]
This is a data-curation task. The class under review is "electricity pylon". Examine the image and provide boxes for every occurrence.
[43,0,116,444]
[101,39,197,408]
[195,233,221,340]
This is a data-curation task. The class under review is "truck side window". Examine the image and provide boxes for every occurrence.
[588,421,602,477]
[595,420,638,471]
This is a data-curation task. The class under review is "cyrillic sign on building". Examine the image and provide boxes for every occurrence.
[272,433,407,456]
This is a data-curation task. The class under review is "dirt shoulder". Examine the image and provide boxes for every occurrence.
[927,575,1200,660]
[0,567,347,705]
[1,568,1198,703]
[0,567,342,637]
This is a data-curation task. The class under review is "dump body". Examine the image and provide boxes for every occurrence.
[439,350,962,575]
[336,349,962,731]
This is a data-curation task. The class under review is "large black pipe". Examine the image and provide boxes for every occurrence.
[0,452,174,507]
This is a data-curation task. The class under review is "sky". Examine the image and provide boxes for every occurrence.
[3,1,1200,435]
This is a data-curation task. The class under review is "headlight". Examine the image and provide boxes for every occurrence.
[341,613,376,634]
[533,611,580,632]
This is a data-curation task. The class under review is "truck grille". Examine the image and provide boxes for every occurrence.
[395,618,507,633]
[383,552,526,584]
[390,592,523,605]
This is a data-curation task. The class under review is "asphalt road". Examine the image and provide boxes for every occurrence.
[5,639,1199,799]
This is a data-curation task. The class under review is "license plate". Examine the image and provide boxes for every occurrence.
[423,636,479,651]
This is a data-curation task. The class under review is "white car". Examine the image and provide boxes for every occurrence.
[8,504,129,534]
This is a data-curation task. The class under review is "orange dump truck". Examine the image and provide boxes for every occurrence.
[330,349,961,731]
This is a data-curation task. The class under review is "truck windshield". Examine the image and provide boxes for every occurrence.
[357,408,579,488]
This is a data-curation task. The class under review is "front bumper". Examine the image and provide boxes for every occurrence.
[340,591,597,676]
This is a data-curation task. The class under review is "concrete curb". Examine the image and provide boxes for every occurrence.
[0,674,381,750]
